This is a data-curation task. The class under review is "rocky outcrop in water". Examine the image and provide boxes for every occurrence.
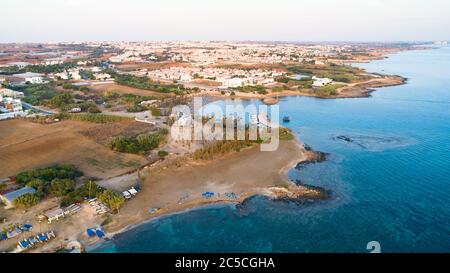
[295,145,329,170]
[266,183,330,204]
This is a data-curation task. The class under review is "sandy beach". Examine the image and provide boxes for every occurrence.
[90,138,315,247]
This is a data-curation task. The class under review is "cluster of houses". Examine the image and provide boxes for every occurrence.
[0,88,26,120]
[141,66,284,88]
[52,66,112,81]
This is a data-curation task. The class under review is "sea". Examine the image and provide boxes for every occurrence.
[92,46,450,253]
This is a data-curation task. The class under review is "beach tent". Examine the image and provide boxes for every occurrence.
[86,229,96,237]
[38,234,48,242]
[19,240,29,248]
[96,229,105,238]
[22,224,32,231]
[202,192,215,199]
[0,232,6,241]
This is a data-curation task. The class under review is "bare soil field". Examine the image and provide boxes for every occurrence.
[89,83,172,98]
[80,121,155,145]
[116,61,190,71]
[191,79,222,86]
[0,119,148,179]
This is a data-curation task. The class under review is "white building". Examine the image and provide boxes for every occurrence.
[44,58,64,65]
[7,62,30,68]
[0,96,23,112]
[0,88,24,98]
[13,72,45,84]
[94,73,111,80]
[54,71,70,80]
[0,93,25,120]
[180,74,192,82]
[312,76,333,87]
[222,78,244,88]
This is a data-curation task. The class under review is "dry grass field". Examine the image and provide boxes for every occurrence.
[89,83,173,98]
[0,119,148,179]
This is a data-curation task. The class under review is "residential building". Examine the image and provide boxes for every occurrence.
[12,72,45,84]
[0,88,24,98]
[312,76,333,87]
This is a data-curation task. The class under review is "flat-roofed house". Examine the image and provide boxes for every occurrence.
[0,187,36,209]
[44,208,65,223]
[0,88,24,98]
[13,72,45,84]
[312,76,333,87]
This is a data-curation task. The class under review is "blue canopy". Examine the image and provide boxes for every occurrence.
[19,240,29,248]
[87,229,96,237]
[38,234,47,241]
[96,229,105,238]
[0,233,6,241]
[202,192,214,198]
[22,224,32,231]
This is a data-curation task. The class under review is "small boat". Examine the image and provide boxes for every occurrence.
[282,116,291,122]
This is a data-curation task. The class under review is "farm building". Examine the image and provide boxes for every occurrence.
[0,186,36,209]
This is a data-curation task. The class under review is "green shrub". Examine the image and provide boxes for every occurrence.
[13,193,40,208]
[108,129,168,154]
[48,178,76,197]
[97,190,125,211]
[158,150,169,157]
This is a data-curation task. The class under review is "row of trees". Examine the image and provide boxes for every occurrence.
[192,139,253,160]
[13,165,125,211]
[60,181,124,212]
[234,85,267,94]
[14,84,58,106]
[114,74,187,95]
[13,165,83,208]
[0,62,77,75]
[16,164,83,185]
[56,113,132,123]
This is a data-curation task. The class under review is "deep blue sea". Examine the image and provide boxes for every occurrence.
[93,47,450,253]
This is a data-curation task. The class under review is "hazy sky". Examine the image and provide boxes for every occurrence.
[2,0,450,42]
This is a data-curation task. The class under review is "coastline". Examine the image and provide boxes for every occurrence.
[84,50,410,252]
[85,139,328,252]
[193,75,407,103]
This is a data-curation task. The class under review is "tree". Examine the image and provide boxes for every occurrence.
[97,190,125,212]
[49,93,73,108]
[158,150,169,158]
[26,178,46,197]
[48,178,75,197]
[87,105,101,113]
[13,193,40,208]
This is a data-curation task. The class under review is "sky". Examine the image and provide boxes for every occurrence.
[1,0,450,42]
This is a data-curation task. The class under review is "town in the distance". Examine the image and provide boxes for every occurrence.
[0,40,446,253]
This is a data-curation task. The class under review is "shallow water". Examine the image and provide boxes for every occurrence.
[93,46,450,253]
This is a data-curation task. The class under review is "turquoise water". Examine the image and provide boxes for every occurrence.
[93,47,450,253]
